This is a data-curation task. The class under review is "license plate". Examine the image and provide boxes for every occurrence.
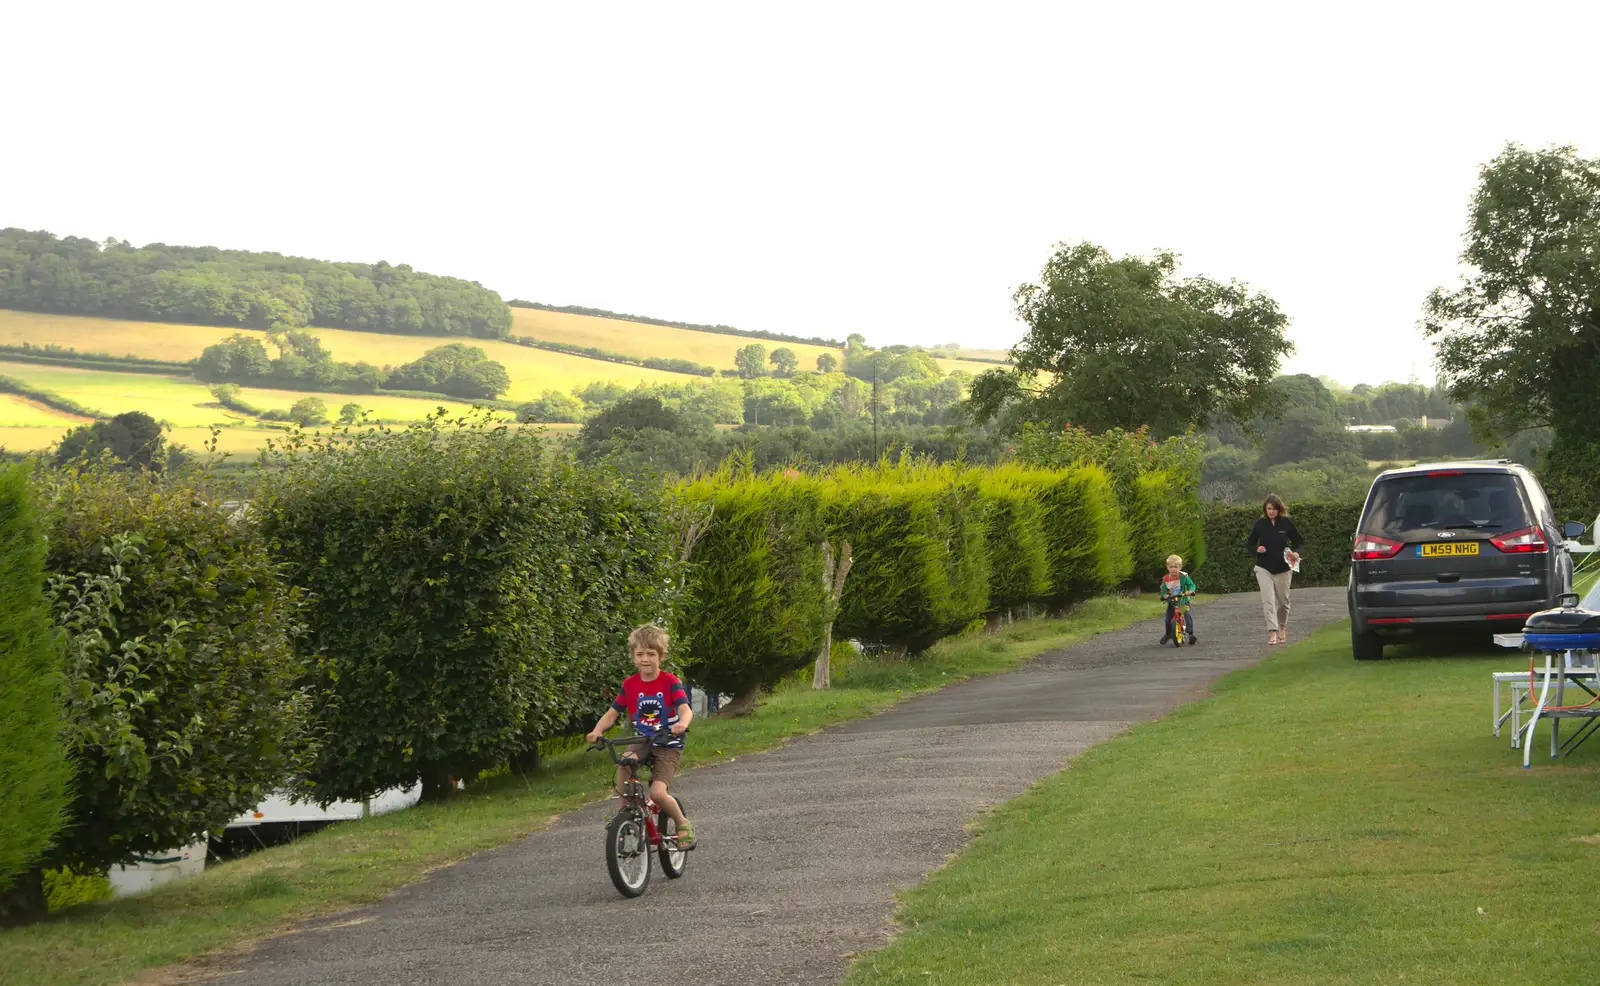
[1417,542,1479,557]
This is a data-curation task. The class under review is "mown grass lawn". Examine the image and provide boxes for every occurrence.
[0,596,1164,986]
[845,624,1600,986]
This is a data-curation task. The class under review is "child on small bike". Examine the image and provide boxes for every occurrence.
[1159,554,1198,645]
[584,624,696,849]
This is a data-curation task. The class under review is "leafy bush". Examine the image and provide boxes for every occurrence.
[210,383,266,417]
[0,465,70,917]
[977,466,1052,612]
[1012,422,1203,511]
[386,344,510,400]
[512,462,678,753]
[517,390,586,423]
[824,462,988,653]
[1020,464,1131,602]
[1127,469,1205,589]
[257,412,665,802]
[37,465,312,873]
[1193,499,1363,593]
[674,463,827,701]
[54,411,170,471]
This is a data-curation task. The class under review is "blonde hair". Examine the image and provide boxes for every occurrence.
[628,624,669,655]
[1165,554,1183,567]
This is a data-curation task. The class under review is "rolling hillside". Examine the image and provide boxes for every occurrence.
[0,302,1003,455]
[508,307,1003,378]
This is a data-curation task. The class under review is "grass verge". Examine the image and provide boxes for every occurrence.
[843,624,1600,986]
[0,594,1164,986]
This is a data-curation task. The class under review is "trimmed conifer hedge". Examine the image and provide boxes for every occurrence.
[825,463,990,653]
[1020,464,1131,602]
[1192,499,1363,594]
[977,466,1052,612]
[1128,469,1206,590]
[0,464,69,920]
[674,464,828,702]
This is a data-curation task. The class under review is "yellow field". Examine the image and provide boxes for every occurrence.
[509,307,844,372]
[0,310,695,401]
[510,307,1002,377]
[0,394,82,426]
[0,308,1003,401]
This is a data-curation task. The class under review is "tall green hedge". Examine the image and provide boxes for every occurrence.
[978,466,1052,611]
[1128,469,1205,589]
[0,464,69,916]
[1192,499,1363,594]
[258,413,671,802]
[826,463,989,653]
[674,466,827,698]
[38,465,311,872]
[1020,464,1131,602]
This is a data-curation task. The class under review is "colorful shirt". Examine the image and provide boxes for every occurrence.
[611,672,690,749]
[1160,572,1197,604]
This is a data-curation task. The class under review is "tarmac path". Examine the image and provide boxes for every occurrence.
[189,588,1348,986]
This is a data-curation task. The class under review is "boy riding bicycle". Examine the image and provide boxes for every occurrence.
[1159,554,1198,645]
[584,625,697,849]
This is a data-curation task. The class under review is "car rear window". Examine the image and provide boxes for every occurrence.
[1362,472,1530,536]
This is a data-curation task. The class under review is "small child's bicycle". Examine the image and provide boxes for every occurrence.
[1169,594,1196,647]
[590,734,690,898]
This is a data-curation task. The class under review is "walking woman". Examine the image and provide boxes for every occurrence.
[1247,494,1304,645]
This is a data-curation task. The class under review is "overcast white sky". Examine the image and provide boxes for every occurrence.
[5,1,1598,386]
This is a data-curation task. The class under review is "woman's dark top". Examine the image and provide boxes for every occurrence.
[1247,516,1305,574]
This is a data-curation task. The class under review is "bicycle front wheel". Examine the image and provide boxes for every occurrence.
[605,807,651,897]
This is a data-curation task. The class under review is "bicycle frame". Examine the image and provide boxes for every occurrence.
[598,736,677,849]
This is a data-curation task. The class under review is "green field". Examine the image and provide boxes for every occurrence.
[0,358,538,456]
[844,625,1600,985]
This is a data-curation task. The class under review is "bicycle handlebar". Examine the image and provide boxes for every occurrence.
[589,732,684,765]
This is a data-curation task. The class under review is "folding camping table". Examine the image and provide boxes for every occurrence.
[1491,531,1600,767]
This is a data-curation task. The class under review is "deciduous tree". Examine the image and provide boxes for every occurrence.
[968,242,1292,437]
[1423,143,1600,515]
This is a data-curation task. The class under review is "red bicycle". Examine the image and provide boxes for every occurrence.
[591,734,690,897]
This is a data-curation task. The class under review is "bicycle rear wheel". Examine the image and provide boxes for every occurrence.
[605,807,651,897]
[658,800,688,879]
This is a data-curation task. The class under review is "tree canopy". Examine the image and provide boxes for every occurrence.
[1423,143,1600,514]
[967,242,1293,437]
[0,228,511,338]
[55,411,171,471]
[386,344,511,400]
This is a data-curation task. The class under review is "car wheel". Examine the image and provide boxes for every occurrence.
[1351,625,1384,661]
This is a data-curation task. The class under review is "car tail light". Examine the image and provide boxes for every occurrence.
[1352,534,1404,560]
[1490,526,1548,553]
[1426,469,1464,476]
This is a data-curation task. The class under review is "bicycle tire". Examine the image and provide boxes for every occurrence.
[658,799,688,879]
[605,807,651,897]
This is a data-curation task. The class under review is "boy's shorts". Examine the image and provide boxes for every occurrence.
[623,747,681,786]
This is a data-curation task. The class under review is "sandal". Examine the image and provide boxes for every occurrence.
[676,821,697,850]
[1267,631,1279,645]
